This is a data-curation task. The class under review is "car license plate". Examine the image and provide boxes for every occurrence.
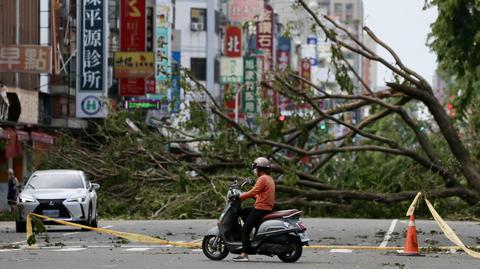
[43,210,60,218]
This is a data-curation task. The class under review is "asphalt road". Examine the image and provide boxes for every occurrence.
[0,218,479,268]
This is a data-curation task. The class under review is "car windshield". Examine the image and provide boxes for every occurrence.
[26,173,85,189]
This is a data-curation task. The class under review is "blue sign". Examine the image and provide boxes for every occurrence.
[278,36,291,52]
[171,51,181,113]
[307,36,317,46]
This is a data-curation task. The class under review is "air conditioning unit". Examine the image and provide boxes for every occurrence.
[191,22,204,31]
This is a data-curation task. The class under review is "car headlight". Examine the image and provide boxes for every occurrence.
[67,196,86,203]
[18,195,35,203]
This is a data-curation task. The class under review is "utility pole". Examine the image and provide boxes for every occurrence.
[206,0,215,98]
[15,0,19,87]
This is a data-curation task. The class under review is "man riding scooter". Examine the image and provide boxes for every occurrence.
[232,157,275,262]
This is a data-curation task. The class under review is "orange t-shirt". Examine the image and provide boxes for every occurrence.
[240,174,275,211]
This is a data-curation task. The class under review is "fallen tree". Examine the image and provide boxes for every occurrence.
[38,0,480,219]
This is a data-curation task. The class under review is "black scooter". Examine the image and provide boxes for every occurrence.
[202,179,309,263]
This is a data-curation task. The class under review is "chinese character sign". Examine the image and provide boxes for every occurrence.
[256,4,276,111]
[80,0,106,92]
[76,0,108,118]
[114,52,154,78]
[120,0,147,96]
[228,0,263,22]
[220,57,244,84]
[120,0,146,50]
[0,45,51,73]
[225,26,242,57]
[242,57,257,113]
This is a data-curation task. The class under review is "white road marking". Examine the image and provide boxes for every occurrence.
[63,232,80,236]
[124,248,152,252]
[52,247,87,252]
[101,225,114,229]
[329,249,353,253]
[191,249,202,252]
[0,249,20,252]
[10,240,27,245]
[379,219,398,248]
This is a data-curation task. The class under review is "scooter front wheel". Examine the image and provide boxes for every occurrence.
[202,235,229,260]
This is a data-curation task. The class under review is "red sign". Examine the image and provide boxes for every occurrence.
[225,26,242,57]
[120,0,148,96]
[256,4,277,112]
[300,59,311,91]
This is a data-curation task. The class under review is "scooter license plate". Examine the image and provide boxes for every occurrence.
[43,209,60,218]
[299,232,310,243]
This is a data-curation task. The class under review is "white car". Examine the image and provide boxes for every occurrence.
[16,170,100,232]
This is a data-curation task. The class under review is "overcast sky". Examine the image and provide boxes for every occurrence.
[363,0,438,87]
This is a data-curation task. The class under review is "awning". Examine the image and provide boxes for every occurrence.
[16,130,30,141]
[31,131,54,145]
[2,128,22,159]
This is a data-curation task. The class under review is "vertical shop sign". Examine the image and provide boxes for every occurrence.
[256,4,276,111]
[225,26,242,57]
[242,57,257,113]
[300,58,311,91]
[155,0,171,95]
[277,37,291,112]
[76,0,108,118]
[120,0,147,96]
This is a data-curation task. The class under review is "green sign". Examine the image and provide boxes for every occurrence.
[125,100,162,109]
[242,57,257,113]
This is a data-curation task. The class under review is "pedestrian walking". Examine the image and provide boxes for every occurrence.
[7,169,19,219]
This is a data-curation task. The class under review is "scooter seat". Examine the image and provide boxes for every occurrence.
[260,209,301,222]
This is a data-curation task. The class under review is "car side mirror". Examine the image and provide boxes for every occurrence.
[91,183,100,191]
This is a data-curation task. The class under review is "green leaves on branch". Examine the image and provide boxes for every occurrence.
[426,0,480,117]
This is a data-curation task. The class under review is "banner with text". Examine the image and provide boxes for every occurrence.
[114,52,154,78]
[0,45,51,74]
[242,56,257,114]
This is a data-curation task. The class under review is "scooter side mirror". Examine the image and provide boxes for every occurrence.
[246,177,254,186]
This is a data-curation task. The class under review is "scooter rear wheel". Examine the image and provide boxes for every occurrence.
[278,237,303,263]
[202,235,229,260]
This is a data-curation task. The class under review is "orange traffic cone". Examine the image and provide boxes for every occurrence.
[400,214,421,256]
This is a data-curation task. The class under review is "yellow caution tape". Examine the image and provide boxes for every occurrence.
[26,213,200,248]
[406,192,422,217]
[424,198,480,259]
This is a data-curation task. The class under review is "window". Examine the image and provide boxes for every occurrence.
[334,3,343,17]
[27,173,85,189]
[191,8,206,31]
[190,58,206,81]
